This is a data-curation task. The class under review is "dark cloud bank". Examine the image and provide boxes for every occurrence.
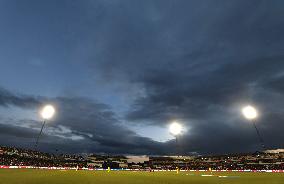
[1,0,284,155]
[0,88,167,155]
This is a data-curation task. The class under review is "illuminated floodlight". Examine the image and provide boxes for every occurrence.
[241,105,266,150]
[169,122,182,136]
[35,104,56,149]
[41,105,55,120]
[242,105,258,120]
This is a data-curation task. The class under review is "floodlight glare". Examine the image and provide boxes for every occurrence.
[41,105,55,120]
[242,105,257,120]
[169,122,182,136]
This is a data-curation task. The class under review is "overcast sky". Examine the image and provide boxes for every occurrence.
[0,0,284,155]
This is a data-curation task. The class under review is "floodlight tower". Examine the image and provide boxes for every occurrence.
[169,122,182,155]
[242,105,266,150]
[34,105,55,149]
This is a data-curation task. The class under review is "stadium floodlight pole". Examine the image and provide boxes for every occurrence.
[34,105,55,149]
[242,105,266,151]
[169,122,182,156]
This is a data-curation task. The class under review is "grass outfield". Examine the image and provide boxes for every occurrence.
[0,170,283,184]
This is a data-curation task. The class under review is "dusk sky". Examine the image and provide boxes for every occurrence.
[0,0,284,155]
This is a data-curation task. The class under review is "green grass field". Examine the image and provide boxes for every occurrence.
[0,169,283,184]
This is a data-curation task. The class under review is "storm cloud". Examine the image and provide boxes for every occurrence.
[83,0,284,153]
[0,88,168,154]
[0,0,284,155]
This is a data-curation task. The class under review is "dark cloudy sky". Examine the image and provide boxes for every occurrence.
[0,0,284,155]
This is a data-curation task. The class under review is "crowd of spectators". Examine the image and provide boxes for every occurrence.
[149,152,284,170]
[0,146,87,168]
[0,146,283,170]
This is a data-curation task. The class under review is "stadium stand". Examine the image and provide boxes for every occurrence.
[0,146,283,170]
